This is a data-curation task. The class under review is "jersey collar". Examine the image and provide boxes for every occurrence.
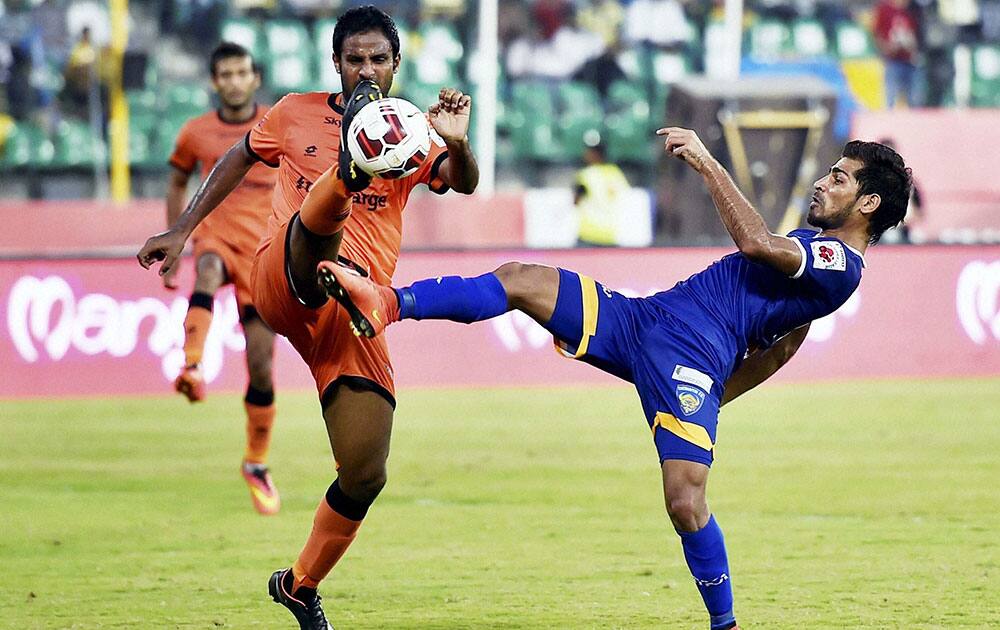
[215,103,259,125]
[327,93,344,115]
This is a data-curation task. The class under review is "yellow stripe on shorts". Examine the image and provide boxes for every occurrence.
[573,274,600,358]
[652,411,714,452]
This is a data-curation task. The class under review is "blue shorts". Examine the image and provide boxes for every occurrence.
[549,269,724,467]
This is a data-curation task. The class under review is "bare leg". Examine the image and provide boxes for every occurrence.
[193,252,226,295]
[288,385,393,592]
[491,261,561,325]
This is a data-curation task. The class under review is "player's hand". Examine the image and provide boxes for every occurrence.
[137,229,186,278]
[161,257,181,290]
[656,127,714,174]
[428,88,471,143]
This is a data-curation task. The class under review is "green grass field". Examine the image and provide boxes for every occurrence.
[2,379,999,629]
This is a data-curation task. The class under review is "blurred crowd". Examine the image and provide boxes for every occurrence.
[2,0,1000,170]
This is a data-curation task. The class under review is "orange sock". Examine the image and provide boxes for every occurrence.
[300,166,353,235]
[243,402,275,464]
[182,302,213,366]
[291,498,363,590]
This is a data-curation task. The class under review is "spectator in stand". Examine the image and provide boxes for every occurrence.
[624,0,692,53]
[578,0,625,50]
[573,37,627,100]
[533,0,572,40]
[63,26,97,111]
[573,133,630,247]
[874,0,922,108]
[507,5,603,81]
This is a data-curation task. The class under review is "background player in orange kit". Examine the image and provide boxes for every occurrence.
[163,42,282,516]
[138,6,479,628]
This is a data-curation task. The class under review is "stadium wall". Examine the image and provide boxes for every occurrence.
[2,246,998,399]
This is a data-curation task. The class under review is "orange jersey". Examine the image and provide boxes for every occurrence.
[246,92,449,285]
[170,106,276,253]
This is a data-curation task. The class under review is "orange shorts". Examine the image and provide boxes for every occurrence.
[193,235,255,314]
[250,220,395,406]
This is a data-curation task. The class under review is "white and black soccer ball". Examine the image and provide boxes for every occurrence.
[346,97,431,179]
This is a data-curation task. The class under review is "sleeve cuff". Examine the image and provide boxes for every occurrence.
[788,236,808,279]
[428,151,451,195]
[244,132,279,168]
[168,159,194,175]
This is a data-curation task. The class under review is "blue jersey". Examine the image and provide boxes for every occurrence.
[649,229,865,382]
[548,230,865,466]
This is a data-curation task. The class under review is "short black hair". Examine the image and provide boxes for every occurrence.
[332,5,400,58]
[842,140,913,244]
[209,42,257,77]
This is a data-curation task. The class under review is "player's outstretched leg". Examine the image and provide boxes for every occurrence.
[317,261,561,338]
[316,260,399,338]
[339,78,383,192]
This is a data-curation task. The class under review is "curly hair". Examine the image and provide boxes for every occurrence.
[332,5,400,58]
[841,140,913,244]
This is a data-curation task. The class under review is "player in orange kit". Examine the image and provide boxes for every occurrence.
[163,42,281,516]
[138,7,478,628]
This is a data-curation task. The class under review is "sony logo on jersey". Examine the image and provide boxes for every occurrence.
[811,241,846,272]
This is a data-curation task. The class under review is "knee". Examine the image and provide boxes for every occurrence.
[665,493,708,532]
[196,254,225,283]
[493,261,541,307]
[338,465,387,504]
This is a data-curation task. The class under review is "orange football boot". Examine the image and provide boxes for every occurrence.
[316,260,392,338]
[241,461,281,515]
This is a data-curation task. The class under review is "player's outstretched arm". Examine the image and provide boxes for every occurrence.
[138,140,256,276]
[657,127,801,276]
[721,324,810,406]
[428,88,479,194]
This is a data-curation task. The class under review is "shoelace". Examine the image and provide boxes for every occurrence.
[306,594,329,627]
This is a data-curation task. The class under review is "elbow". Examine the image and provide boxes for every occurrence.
[452,176,478,195]
[737,236,771,263]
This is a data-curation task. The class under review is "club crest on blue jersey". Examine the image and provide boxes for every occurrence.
[676,384,705,416]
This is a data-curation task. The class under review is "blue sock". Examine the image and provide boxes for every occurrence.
[677,515,735,630]
[395,273,508,323]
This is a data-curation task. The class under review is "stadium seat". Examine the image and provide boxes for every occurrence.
[126,88,158,117]
[605,81,654,164]
[262,19,315,94]
[53,120,98,168]
[411,22,462,87]
[266,54,315,94]
[747,19,792,60]
[834,22,876,59]
[557,82,603,159]
[264,20,309,58]
[508,82,565,162]
[313,18,342,92]
[652,51,691,85]
[128,111,158,168]
[971,45,1000,107]
[4,123,55,168]
[166,84,210,116]
[791,19,829,58]
[220,18,264,60]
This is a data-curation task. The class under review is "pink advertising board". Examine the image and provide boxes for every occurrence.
[1,246,998,399]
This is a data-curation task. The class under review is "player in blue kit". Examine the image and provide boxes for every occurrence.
[314,127,912,629]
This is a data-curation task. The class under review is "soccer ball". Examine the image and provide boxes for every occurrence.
[346,97,431,179]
